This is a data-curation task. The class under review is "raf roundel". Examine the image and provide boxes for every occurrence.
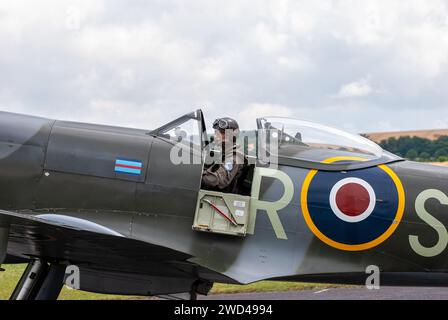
[301,158,405,251]
[329,177,376,223]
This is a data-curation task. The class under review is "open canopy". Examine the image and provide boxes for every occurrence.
[150,110,401,170]
[257,117,385,161]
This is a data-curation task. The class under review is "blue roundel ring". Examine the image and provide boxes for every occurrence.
[300,157,405,251]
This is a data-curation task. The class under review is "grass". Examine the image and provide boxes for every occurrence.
[0,264,135,300]
[0,264,341,300]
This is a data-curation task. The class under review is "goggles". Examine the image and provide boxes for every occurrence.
[212,118,229,130]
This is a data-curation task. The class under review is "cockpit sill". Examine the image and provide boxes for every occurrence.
[276,151,404,171]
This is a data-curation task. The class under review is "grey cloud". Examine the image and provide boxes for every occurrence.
[0,0,447,133]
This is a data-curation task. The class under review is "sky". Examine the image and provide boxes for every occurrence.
[1,0,448,133]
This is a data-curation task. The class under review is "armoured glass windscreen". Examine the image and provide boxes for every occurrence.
[258,117,383,161]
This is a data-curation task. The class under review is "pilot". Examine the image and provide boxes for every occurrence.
[202,117,244,191]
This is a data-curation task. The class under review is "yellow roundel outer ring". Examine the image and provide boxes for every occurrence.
[300,157,405,251]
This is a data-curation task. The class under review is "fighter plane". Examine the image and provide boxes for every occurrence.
[1,109,448,300]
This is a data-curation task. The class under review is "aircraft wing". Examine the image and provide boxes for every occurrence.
[0,210,192,275]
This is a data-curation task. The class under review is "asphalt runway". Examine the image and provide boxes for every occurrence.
[200,287,448,300]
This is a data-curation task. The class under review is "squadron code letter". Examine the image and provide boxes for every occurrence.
[174,304,209,318]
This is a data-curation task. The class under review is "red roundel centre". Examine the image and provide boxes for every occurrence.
[335,183,370,217]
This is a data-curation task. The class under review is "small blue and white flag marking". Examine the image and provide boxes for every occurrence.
[114,158,143,175]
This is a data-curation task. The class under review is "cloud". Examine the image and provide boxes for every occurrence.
[0,0,447,134]
[237,103,293,130]
[335,77,374,98]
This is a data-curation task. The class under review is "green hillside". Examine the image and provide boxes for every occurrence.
[375,136,448,162]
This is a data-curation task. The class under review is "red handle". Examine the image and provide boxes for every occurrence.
[203,199,238,226]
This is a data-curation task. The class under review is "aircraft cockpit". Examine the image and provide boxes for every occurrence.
[150,110,402,238]
[149,110,398,170]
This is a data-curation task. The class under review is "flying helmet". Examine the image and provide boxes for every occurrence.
[212,117,239,131]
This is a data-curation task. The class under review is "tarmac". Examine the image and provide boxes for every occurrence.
[200,286,448,300]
